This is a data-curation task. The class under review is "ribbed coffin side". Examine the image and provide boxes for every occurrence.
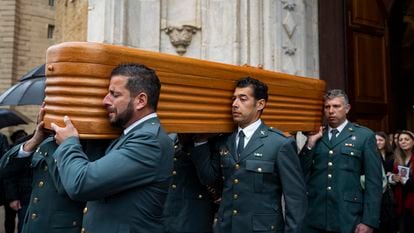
[44,42,325,139]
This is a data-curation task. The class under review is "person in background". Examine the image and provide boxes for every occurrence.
[0,132,14,233]
[51,63,174,233]
[300,89,382,233]
[163,133,219,233]
[0,107,109,233]
[388,130,414,233]
[4,130,31,233]
[191,77,307,233]
[376,131,394,173]
[374,131,396,233]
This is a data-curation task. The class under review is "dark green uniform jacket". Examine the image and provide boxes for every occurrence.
[299,122,382,233]
[191,123,307,233]
[0,137,107,233]
[53,117,174,233]
[163,134,216,233]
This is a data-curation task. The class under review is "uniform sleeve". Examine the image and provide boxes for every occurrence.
[298,145,315,182]
[190,142,221,186]
[53,132,165,201]
[361,133,383,228]
[276,138,307,233]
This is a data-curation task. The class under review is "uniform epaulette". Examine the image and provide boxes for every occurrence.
[268,127,287,137]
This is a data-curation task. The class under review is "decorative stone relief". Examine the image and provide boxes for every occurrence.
[281,0,296,11]
[163,25,201,56]
[281,0,297,39]
[282,46,297,56]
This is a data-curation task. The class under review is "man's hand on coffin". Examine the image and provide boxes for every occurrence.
[305,126,324,149]
[24,103,50,152]
[51,116,79,145]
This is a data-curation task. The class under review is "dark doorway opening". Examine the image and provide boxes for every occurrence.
[389,0,414,131]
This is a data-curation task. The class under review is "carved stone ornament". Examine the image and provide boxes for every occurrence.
[164,25,200,55]
[282,46,297,56]
[281,0,296,11]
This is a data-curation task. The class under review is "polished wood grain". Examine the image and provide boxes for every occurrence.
[44,42,325,139]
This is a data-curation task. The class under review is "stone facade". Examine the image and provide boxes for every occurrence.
[0,0,55,137]
[87,0,319,78]
[55,0,88,42]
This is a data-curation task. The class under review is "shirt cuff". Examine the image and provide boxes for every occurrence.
[16,144,33,158]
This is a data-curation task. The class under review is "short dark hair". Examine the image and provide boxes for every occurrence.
[324,89,349,105]
[111,63,161,111]
[235,77,268,102]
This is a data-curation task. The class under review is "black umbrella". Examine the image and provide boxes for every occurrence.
[0,64,45,106]
[0,109,31,129]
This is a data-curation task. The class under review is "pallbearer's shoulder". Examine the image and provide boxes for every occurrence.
[265,125,290,139]
[347,122,375,135]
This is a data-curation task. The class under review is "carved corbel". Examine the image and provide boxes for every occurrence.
[281,0,296,11]
[163,25,201,56]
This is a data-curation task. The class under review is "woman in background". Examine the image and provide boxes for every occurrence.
[389,130,414,233]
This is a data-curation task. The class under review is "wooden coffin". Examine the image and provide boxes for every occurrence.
[44,42,325,139]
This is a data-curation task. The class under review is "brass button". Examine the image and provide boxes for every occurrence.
[171,184,177,189]
[43,165,48,171]
[173,158,177,162]
[174,145,178,149]
[31,213,37,219]
[329,150,333,155]
[172,171,177,176]
[83,207,88,214]
[233,194,238,199]
[257,167,262,172]
[271,225,275,230]
[72,221,77,226]
[33,197,39,203]
[328,174,332,178]
[327,186,332,191]
[198,194,203,199]
[232,209,238,215]
[220,164,224,168]
[328,162,333,166]
[222,176,225,180]
[38,181,44,188]
[235,164,240,169]
[44,152,48,156]
[81,227,85,233]
[350,152,354,156]
[233,179,239,184]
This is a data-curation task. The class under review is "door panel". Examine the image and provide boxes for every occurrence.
[347,0,391,131]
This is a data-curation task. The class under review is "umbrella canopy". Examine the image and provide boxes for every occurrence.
[20,64,45,81]
[0,109,31,129]
[0,64,45,106]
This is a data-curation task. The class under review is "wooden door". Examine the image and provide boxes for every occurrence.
[346,0,392,131]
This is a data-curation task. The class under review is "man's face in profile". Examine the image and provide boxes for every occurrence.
[102,75,135,128]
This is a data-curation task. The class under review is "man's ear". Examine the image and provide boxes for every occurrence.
[345,104,351,114]
[256,99,266,111]
[134,93,148,110]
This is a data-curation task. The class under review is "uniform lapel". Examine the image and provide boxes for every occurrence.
[239,124,266,161]
[229,132,238,162]
[320,128,330,148]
